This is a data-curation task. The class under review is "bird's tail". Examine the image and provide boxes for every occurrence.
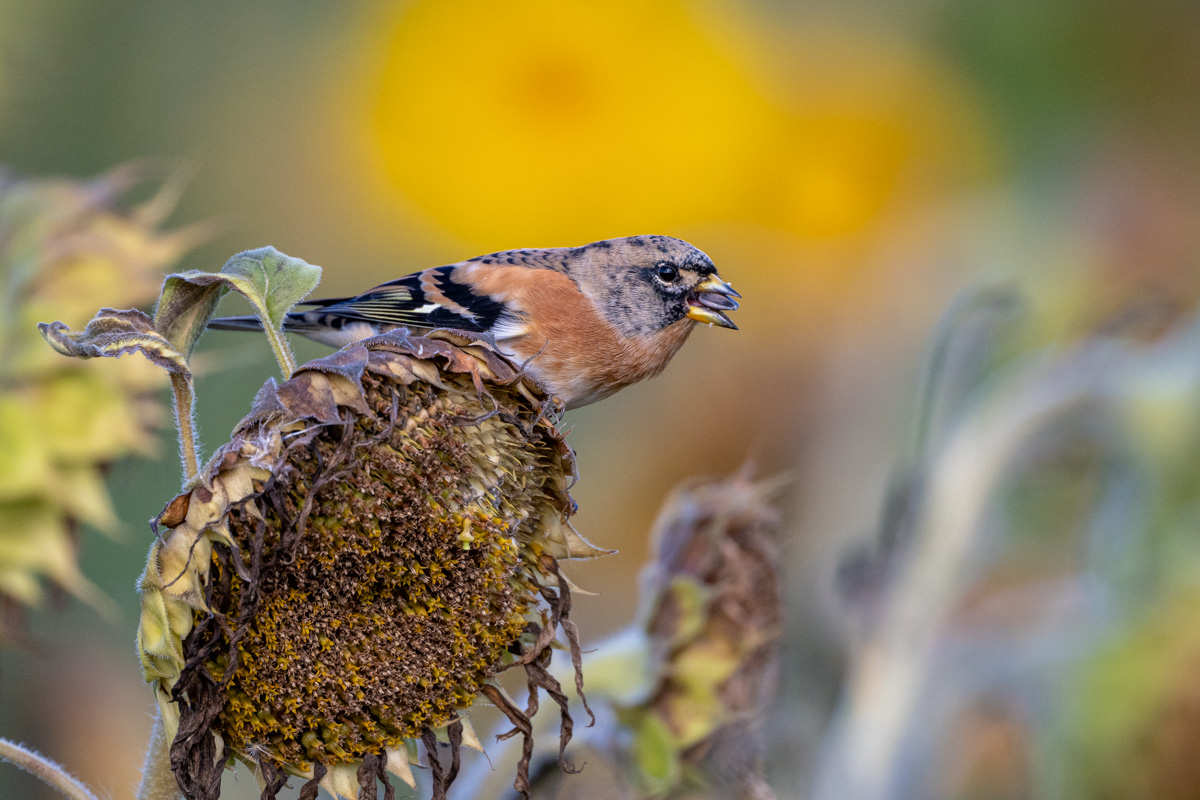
[208,311,376,348]
[208,312,328,333]
[207,314,266,332]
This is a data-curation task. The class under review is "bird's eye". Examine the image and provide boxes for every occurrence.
[656,263,679,283]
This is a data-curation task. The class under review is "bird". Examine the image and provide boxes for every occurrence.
[209,235,740,409]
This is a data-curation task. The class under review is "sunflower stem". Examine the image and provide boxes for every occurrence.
[170,372,202,484]
[0,737,100,800]
[136,710,182,800]
[261,321,297,378]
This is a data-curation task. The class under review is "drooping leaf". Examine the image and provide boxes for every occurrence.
[155,247,321,376]
[154,277,229,361]
[162,247,320,340]
[38,308,189,376]
[39,308,203,481]
[913,285,1025,455]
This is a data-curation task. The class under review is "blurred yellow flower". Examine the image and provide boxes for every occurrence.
[742,27,996,241]
[365,0,775,247]
[338,0,999,333]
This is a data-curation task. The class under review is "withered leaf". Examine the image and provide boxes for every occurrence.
[38,308,190,376]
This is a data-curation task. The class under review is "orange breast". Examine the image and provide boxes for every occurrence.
[465,266,694,407]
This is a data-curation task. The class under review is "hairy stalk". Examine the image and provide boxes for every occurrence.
[260,322,297,377]
[169,372,202,484]
[136,711,182,800]
[0,737,100,800]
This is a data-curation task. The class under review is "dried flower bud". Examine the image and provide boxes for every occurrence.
[137,330,607,800]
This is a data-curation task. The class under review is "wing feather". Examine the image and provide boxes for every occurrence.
[292,266,510,333]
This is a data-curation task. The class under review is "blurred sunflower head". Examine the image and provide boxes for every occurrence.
[0,165,198,640]
[621,471,783,796]
[137,330,606,799]
[366,0,773,246]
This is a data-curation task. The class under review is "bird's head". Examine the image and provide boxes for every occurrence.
[570,235,741,336]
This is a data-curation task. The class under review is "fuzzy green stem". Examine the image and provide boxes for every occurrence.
[261,322,297,377]
[0,737,100,800]
[169,372,202,484]
[136,710,181,800]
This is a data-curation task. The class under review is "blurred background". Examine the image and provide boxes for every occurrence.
[2,1,1200,798]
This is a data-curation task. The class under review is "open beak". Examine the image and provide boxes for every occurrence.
[686,274,741,329]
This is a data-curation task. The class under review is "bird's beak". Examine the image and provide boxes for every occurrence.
[686,274,741,329]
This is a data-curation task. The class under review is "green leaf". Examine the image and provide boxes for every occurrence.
[220,247,322,332]
[164,247,320,336]
[156,247,321,376]
[38,308,189,375]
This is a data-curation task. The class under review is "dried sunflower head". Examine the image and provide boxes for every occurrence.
[622,471,783,798]
[0,165,199,639]
[137,329,607,800]
[458,470,785,800]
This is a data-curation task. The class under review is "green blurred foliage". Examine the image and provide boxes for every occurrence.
[819,285,1200,799]
[1062,589,1200,799]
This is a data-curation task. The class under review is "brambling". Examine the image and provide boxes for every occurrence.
[209,235,740,409]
